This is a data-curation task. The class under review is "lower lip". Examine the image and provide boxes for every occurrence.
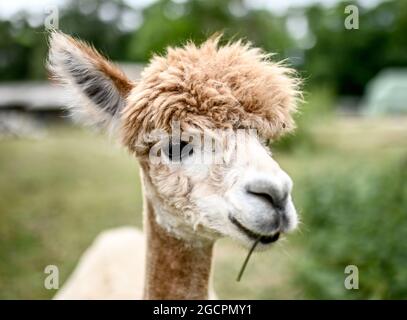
[229,215,280,244]
[259,232,280,244]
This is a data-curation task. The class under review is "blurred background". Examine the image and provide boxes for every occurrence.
[0,0,406,299]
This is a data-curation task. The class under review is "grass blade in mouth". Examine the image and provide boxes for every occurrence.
[236,235,262,282]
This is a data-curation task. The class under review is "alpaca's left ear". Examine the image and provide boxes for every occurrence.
[47,31,134,130]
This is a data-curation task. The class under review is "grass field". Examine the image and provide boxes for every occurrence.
[0,117,406,299]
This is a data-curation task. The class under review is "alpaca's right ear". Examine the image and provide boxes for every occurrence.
[47,31,134,130]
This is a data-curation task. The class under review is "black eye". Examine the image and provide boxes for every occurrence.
[165,140,193,161]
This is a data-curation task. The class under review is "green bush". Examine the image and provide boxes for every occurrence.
[293,158,407,299]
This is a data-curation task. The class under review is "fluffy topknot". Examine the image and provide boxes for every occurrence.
[122,36,301,153]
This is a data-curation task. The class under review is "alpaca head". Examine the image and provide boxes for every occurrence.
[48,32,301,249]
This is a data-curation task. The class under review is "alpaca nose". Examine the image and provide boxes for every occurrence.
[245,176,291,211]
[247,189,287,211]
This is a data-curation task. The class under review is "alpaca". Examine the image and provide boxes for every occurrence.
[47,31,301,300]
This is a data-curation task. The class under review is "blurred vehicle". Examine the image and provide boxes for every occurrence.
[363,69,407,115]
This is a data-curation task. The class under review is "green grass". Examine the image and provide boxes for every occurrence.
[0,126,142,299]
[0,117,406,299]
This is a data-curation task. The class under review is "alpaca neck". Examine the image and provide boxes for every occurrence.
[142,198,214,299]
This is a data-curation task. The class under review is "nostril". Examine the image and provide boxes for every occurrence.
[247,190,287,211]
[247,190,275,207]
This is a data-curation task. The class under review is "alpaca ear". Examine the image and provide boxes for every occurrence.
[47,31,134,130]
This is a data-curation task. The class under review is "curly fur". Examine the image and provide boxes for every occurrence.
[122,35,301,154]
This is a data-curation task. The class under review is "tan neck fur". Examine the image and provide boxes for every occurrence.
[142,197,213,299]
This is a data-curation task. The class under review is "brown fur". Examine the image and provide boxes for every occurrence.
[61,33,133,97]
[122,36,300,154]
[143,198,213,299]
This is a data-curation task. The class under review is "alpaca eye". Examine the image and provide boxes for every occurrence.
[164,140,193,161]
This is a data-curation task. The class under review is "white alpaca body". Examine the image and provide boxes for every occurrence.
[54,227,145,300]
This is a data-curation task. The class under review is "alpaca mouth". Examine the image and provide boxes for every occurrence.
[229,215,280,244]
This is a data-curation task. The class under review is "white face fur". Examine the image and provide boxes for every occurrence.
[143,128,298,249]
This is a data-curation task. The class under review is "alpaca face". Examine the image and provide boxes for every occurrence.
[48,32,300,248]
[140,127,298,248]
